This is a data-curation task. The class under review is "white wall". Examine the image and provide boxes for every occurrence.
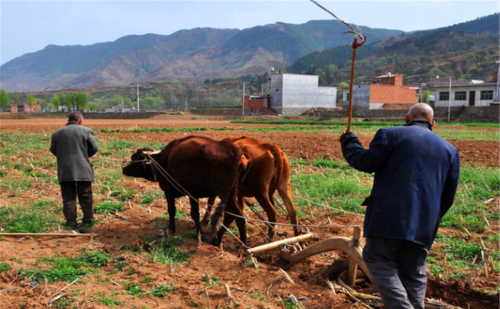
[270,73,336,116]
[435,84,496,107]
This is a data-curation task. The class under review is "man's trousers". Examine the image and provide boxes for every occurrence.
[363,237,429,309]
[60,181,94,223]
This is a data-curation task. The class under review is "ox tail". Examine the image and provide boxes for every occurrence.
[268,144,285,195]
[208,145,243,237]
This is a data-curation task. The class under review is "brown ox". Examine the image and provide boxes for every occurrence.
[203,136,299,239]
[122,136,250,246]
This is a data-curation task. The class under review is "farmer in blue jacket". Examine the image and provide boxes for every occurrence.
[340,103,460,309]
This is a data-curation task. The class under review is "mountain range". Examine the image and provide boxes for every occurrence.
[0,13,498,92]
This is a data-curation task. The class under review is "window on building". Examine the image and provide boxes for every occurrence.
[455,91,466,101]
[480,90,494,100]
[347,93,350,101]
[439,92,449,101]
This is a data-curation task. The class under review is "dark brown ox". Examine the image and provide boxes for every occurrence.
[203,136,299,239]
[122,136,250,246]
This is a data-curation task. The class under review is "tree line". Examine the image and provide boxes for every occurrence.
[0,74,269,113]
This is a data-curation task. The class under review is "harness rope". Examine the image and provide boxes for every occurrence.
[106,155,364,244]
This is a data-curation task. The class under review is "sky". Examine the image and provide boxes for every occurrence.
[0,0,498,65]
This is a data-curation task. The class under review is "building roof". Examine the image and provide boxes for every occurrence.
[376,74,401,78]
[429,80,497,88]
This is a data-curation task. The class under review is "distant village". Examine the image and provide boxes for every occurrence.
[3,63,499,117]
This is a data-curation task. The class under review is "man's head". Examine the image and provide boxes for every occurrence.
[406,103,435,127]
[68,111,83,124]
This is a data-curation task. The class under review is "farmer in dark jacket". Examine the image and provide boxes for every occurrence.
[340,103,460,309]
[50,111,99,227]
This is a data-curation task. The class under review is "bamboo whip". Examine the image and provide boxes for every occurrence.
[245,233,313,255]
[309,0,366,133]
[0,233,94,237]
[346,43,358,134]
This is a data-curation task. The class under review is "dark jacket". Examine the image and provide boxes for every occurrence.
[50,122,99,183]
[340,120,460,249]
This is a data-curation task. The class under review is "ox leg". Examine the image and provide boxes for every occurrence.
[201,196,216,226]
[189,198,203,243]
[255,192,277,240]
[277,184,299,236]
[212,193,247,247]
[213,207,247,247]
[166,195,177,235]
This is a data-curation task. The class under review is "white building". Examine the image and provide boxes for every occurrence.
[431,80,497,107]
[269,72,336,116]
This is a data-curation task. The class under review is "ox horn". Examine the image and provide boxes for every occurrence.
[141,150,161,157]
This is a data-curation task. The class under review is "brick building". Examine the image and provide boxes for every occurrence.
[11,104,41,113]
[342,74,417,109]
[243,95,265,115]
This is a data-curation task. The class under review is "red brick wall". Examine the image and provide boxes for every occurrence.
[370,84,416,104]
[244,97,264,113]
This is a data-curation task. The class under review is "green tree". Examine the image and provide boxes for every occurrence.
[58,94,67,111]
[421,90,431,103]
[108,97,123,109]
[39,99,49,112]
[0,90,9,111]
[50,95,61,112]
[64,93,74,111]
[11,92,20,105]
[27,95,37,112]
[123,98,134,109]
[74,92,88,111]
[88,102,99,112]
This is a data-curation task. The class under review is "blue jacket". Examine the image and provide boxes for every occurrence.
[340,120,460,249]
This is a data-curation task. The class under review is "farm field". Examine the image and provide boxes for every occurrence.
[0,114,499,309]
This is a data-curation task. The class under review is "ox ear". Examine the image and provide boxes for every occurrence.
[239,153,252,185]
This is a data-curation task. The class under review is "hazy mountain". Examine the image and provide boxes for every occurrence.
[0,20,401,91]
[1,13,497,92]
[289,13,499,85]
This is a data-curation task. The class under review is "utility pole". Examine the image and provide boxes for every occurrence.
[242,82,246,116]
[448,77,452,122]
[136,83,140,112]
[493,60,500,104]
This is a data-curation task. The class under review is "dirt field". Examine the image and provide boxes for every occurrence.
[0,115,498,309]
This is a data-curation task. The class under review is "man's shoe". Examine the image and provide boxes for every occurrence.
[64,221,78,228]
[82,218,95,224]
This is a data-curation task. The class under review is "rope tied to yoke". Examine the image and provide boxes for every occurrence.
[143,154,363,230]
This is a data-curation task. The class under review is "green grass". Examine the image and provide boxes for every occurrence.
[89,295,122,307]
[124,281,145,295]
[19,250,111,285]
[0,262,10,272]
[142,284,175,298]
[144,235,192,265]
[53,296,77,308]
[229,120,499,142]
[78,249,111,267]
[100,127,231,134]
[196,105,241,109]
[291,168,371,215]
[230,119,499,128]
[94,202,124,214]
[0,200,59,233]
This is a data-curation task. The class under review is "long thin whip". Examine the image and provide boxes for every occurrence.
[309,0,366,133]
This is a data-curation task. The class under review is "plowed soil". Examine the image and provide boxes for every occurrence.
[0,115,498,309]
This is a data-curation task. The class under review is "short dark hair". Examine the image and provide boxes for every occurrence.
[68,111,83,122]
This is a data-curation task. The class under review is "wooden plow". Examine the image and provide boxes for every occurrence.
[244,227,373,286]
